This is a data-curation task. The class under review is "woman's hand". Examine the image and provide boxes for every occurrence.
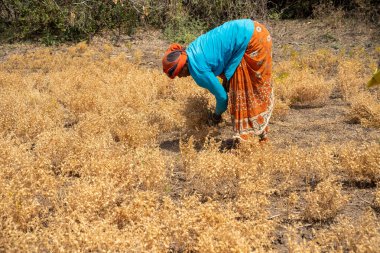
[208,111,222,126]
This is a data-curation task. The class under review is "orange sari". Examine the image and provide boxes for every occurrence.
[228,21,273,140]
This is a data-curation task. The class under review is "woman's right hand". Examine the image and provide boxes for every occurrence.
[208,111,222,126]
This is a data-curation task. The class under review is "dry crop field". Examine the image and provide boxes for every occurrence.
[1,24,380,251]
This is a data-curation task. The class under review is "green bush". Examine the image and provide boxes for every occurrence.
[268,0,379,20]
[180,0,268,26]
[0,0,269,44]
[1,0,66,43]
[0,0,378,44]
[140,0,267,44]
[163,13,206,43]
[164,19,206,44]
[0,0,138,44]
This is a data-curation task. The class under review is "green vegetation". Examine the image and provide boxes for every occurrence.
[0,0,379,44]
[0,0,138,44]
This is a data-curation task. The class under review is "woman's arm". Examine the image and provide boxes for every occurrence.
[192,71,228,115]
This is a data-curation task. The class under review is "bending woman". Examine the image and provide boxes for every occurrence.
[162,19,273,142]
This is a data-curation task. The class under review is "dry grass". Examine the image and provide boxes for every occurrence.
[272,48,365,110]
[338,142,380,183]
[374,187,380,212]
[302,178,348,222]
[274,62,333,108]
[347,91,380,128]
[0,42,379,252]
[273,47,379,129]
[286,210,380,252]
[314,210,380,252]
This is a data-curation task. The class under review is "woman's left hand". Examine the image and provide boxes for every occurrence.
[208,111,222,126]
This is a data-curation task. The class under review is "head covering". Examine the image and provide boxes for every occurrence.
[162,43,187,79]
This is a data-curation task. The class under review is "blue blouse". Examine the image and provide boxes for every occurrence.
[186,19,254,115]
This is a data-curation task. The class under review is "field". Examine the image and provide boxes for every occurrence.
[1,19,380,252]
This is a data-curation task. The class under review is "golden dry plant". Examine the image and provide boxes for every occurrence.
[338,142,380,183]
[374,187,380,212]
[334,47,375,101]
[347,91,380,128]
[180,137,241,200]
[0,42,380,252]
[274,59,333,109]
[314,210,380,252]
[302,178,348,222]
[285,210,380,252]
[299,48,339,76]
[273,46,379,128]
[285,226,321,253]
[337,59,367,100]
[0,43,273,252]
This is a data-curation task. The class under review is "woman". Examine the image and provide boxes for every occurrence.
[162,19,273,142]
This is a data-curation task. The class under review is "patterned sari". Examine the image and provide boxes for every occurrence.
[228,21,273,140]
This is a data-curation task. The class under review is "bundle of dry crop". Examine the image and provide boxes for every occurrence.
[180,93,215,140]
